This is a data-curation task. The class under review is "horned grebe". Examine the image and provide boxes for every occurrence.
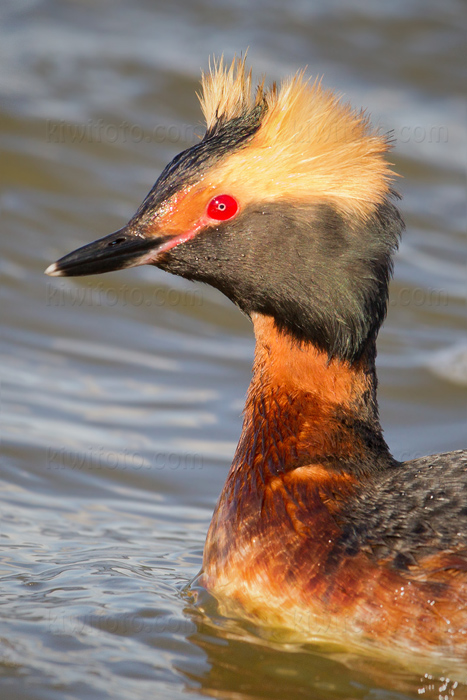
[46,57,467,662]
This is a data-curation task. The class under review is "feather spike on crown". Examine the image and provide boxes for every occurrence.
[197,56,397,217]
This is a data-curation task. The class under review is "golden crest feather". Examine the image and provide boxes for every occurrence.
[198,56,396,217]
[199,55,264,131]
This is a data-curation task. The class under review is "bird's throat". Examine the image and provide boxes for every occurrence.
[246,313,388,474]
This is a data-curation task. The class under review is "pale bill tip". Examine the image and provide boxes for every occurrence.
[45,262,64,277]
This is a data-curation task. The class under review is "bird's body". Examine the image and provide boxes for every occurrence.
[47,57,467,663]
[201,316,467,660]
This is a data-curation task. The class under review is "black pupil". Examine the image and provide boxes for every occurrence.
[218,203,226,210]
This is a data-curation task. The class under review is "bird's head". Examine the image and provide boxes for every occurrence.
[46,57,403,362]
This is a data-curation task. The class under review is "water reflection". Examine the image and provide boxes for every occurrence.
[179,597,466,699]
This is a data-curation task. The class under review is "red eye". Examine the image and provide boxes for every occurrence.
[206,194,239,221]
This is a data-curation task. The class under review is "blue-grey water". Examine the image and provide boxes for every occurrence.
[1,1,466,698]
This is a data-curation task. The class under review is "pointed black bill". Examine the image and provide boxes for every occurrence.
[45,227,164,277]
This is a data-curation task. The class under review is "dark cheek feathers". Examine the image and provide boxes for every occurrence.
[158,200,403,363]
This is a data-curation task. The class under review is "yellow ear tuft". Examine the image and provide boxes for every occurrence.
[199,55,264,131]
[198,57,397,216]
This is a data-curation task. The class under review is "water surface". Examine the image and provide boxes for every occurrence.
[1,1,466,698]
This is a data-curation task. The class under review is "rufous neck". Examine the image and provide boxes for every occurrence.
[240,314,391,477]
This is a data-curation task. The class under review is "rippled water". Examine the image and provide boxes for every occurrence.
[1,1,466,698]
